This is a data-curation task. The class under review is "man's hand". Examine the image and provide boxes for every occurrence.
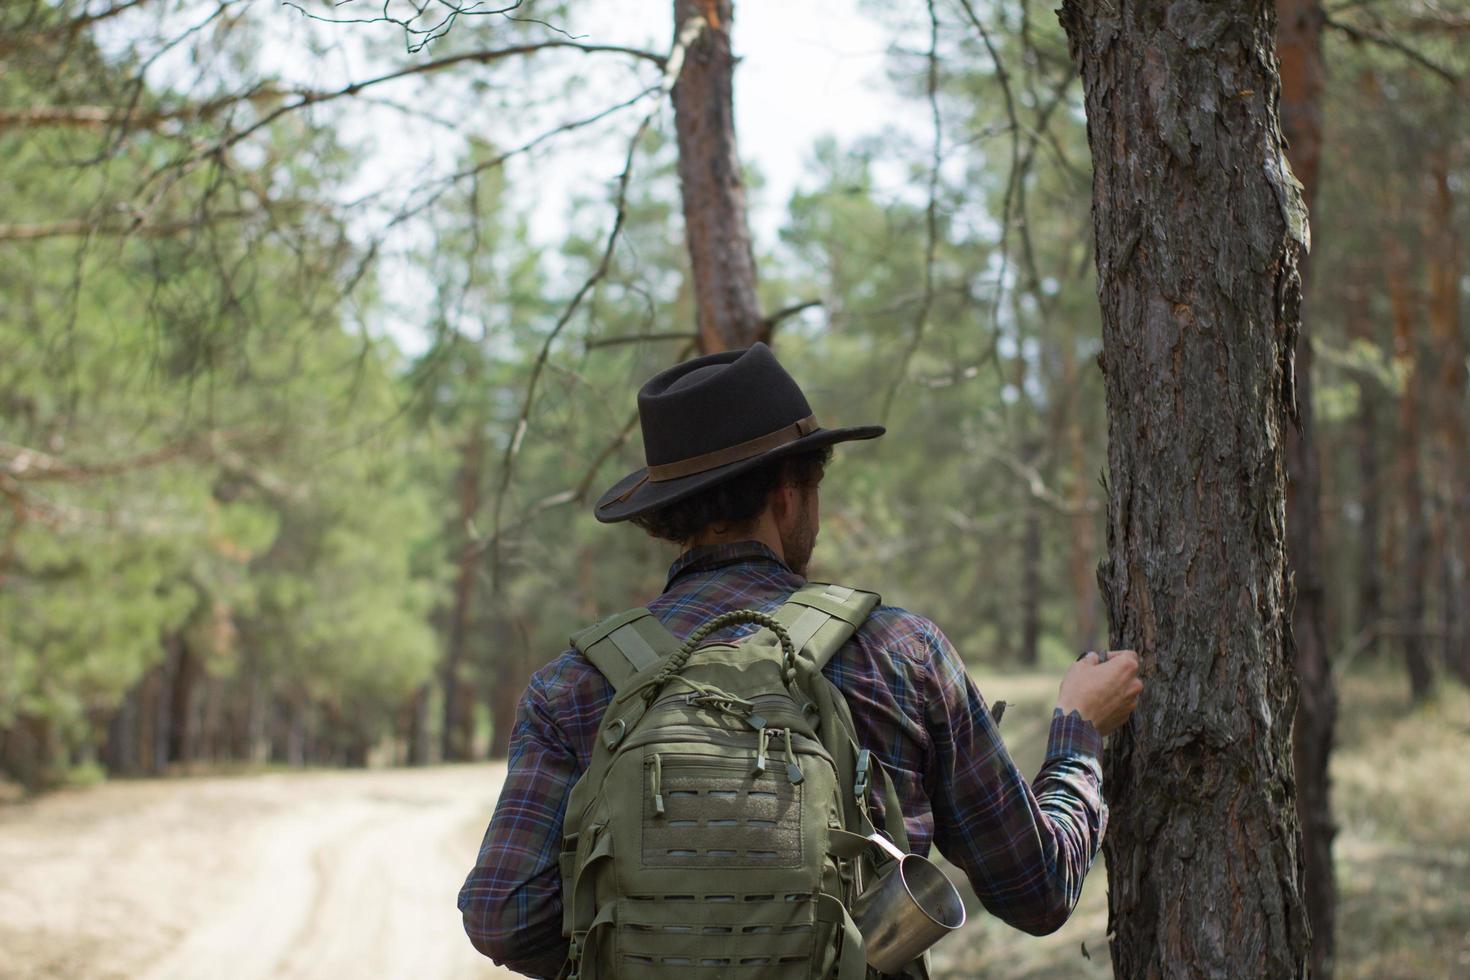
[1055,650,1143,737]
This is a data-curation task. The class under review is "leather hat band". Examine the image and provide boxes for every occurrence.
[647,415,819,483]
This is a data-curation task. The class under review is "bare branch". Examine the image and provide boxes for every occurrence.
[185,41,662,155]
[983,446,1100,516]
[283,0,559,53]
[0,211,251,242]
[759,298,822,333]
[486,16,708,586]
[335,85,655,300]
[0,440,195,482]
[0,0,155,56]
[1323,12,1462,85]
[585,331,698,350]
[0,88,287,132]
[881,0,944,421]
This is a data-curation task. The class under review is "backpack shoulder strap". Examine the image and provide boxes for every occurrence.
[570,607,681,694]
[774,581,880,670]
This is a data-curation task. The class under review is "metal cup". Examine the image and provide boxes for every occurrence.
[850,833,967,973]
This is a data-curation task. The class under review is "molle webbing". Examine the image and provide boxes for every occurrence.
[570,608,680,694]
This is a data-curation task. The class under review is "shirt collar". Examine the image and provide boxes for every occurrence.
[665,540,794,589]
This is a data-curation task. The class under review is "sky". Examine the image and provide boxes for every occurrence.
[645,0,925,243]
[311,0,932,353]
[118,0,934,355]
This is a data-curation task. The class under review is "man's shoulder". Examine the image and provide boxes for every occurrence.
[851,601,951,666]
[524,647,614,710]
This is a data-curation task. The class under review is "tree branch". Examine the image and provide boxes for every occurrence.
[210,41,664,154]
[585,331,698,350]
[881,0,944,422]
[759,298,823,333]
[1323,12,1462,85]
[486,16,708,586]
[0,211,252,242]
[0,0,155,56]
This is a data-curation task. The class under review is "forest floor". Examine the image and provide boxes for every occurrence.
[0,666,1465,980]
[0,764,515,979]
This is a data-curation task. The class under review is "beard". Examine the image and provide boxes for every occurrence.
[780,496,818,578]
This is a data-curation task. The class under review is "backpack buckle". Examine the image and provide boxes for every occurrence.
[566,937,581,976]
[854,748,872,803]
[602,718,627,749]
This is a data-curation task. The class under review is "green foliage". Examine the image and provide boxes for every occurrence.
[0,14,443,782]
[3,0,1467,789]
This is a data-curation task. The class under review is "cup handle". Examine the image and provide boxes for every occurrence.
[867,831,907,864]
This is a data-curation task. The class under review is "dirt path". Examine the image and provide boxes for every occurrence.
[0,765,517,979]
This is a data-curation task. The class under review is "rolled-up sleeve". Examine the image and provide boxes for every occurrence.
[458,674,575,978]
[923,626,1107,935]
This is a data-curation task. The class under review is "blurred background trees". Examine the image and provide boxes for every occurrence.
[0,0,1466,972]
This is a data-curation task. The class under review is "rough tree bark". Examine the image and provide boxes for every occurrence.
[1276,0,1337,973]
[1059,2,1312,975]
[671,0,765,354]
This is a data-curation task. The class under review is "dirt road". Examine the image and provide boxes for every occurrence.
[0,765,517,980]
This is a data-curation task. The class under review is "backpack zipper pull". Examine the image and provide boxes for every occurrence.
[783,728,804,786]
[754,727,770,775]
[651,752,665,817]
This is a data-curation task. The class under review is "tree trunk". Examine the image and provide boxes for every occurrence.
[488,617,530,760]
[1425,152,1469,682]
[1059,2,1311,975]
[245,653,269,764]
[441,419,486,762]
[1348,287,1385,658]
[1019,507,1042,666]
[1020,442,1043,667]
[1388,244,1435,702]
[1276,1,1336,972]
[671,0,765,354]
[103,686,140,775]
[488,659,524,760]
[406,684,432,766]
[166,638,203,766]
[0,714,56,791]
[153,636,183,774]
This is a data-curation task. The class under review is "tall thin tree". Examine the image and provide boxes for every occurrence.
[1277,0,1337,973]
[671,0,765,353]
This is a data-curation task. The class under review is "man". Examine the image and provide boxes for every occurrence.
[459,343,1142,977]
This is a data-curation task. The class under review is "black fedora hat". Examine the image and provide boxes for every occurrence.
[595,343,884,523]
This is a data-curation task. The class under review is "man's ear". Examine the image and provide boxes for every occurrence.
[768,481,795,523]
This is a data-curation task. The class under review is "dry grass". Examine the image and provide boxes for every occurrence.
[927,664,1470,978]
[1332,669,1470,979]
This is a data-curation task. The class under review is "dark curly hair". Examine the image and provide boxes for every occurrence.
[631,448,832,544]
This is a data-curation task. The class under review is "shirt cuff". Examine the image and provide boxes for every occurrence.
[1045,708,1103,762]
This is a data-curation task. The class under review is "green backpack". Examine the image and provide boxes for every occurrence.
[557,583,919,980]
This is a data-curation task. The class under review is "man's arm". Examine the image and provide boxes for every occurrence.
[923,626,1135,936]
[458,672,577,978]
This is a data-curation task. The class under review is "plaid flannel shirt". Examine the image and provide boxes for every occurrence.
[458,541,1107,977]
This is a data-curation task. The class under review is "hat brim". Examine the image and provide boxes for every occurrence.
[594,424,885,524]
